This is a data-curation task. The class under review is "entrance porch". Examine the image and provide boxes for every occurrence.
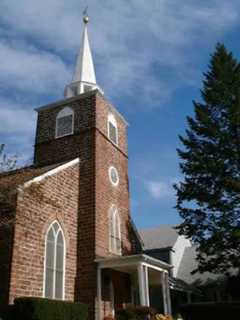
[96,254,172,319]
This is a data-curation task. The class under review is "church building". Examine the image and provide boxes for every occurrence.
[0,15,172,319]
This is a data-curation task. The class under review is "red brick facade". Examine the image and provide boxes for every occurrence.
[0,90,141,319]
[9,163,80,303]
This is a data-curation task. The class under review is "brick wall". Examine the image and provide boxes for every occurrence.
[0,207,15,311]
[34,93,96,167]
[9,163,80,303]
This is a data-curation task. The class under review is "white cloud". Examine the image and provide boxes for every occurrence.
[0,98,35,135]
[147,181,172,199]
[0,97,36,166]
[146,177,179,200]
[0,0,239,108]
[0,41,71,95]
[0,1,239,170]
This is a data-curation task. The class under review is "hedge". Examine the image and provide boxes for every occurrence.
[4,297,88,320]
[180,302,240,320]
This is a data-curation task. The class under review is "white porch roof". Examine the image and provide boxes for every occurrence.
[96,253,172,271]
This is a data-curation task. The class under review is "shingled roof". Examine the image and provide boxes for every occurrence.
[139,225,179,250]
[177,246,224,285]
[0,162,64,191]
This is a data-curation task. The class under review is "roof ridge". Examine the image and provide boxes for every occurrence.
[0,165,34,178]
[140,224,177,232]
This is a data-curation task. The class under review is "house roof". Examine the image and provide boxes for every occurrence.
[177,246,223,285]
[0,163,60,191]
[139,225,179,250]
[0,158,81,192]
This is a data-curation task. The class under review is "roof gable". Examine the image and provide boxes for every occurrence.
[140,225,179,250]
[0,158,80,192]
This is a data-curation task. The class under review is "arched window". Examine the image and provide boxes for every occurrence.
[108,113,118,145]
[44,221,65,300]
[109,206,121,255]
[56,107,74,138]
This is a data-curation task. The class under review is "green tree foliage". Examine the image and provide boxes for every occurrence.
[175,44,240,275]
[0,144,17,227]
[0,144,17,173]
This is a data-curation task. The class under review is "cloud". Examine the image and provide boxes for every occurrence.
[0,0,239,170]
[0,97,35,135]
[0,97,36,166]
[0,40,71,95]
[146,177,179,200]
[0,0,240,109]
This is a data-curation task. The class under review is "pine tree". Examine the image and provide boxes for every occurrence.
[175,44,240,275]
[0,144,17,173]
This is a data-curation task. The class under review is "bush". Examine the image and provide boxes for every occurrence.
[0,305,15,320]
[116,306,155,320]
[10,297,88,320]
[180,302,240,320]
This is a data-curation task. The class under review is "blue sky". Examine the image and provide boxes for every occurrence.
[1,0,240,229]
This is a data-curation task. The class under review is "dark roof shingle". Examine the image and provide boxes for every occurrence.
[139,225,179,250]
[0,163,62,191]
[177,246,223,285]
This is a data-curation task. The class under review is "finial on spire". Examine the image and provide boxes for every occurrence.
[64,9,103,98]
[83,6,89,24]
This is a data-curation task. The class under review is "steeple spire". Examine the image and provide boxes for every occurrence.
[64,13,103,98]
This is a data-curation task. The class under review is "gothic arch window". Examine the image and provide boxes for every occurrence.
[56,107,74,138]
[108,113,118,146]
[109,205,121,255]
[44,221,65,300]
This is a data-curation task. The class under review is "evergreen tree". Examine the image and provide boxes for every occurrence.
[0,144,17,173]
[175,44,240,275]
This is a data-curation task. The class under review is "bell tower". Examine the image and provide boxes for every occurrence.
[34,14,127,170]
[33,14,139,319]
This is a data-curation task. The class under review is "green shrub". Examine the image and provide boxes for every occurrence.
[11,297,88,320]
[180,302,240,320]
[0,305,15,320]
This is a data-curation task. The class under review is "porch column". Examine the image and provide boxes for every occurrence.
[187,291,192,304]
[161,271,171,315]
[97,267,102,320]
[165,273,172,315]
[144,265,150,306]
[138,263,149,306]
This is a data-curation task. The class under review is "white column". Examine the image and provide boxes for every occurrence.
[131,275,135,305]
[138,263,146,305]
[144,265,150,306]
[161,272,168,315]
[165,273,172,315]
[97,267,102,320]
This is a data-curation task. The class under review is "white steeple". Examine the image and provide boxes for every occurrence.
[64,14,103,98]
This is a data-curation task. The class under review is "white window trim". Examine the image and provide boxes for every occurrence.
[108,166,119,187]
[109,205,122,255]
[43,220,66,300]
[55,106,74,139]
[107,113,118,146]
